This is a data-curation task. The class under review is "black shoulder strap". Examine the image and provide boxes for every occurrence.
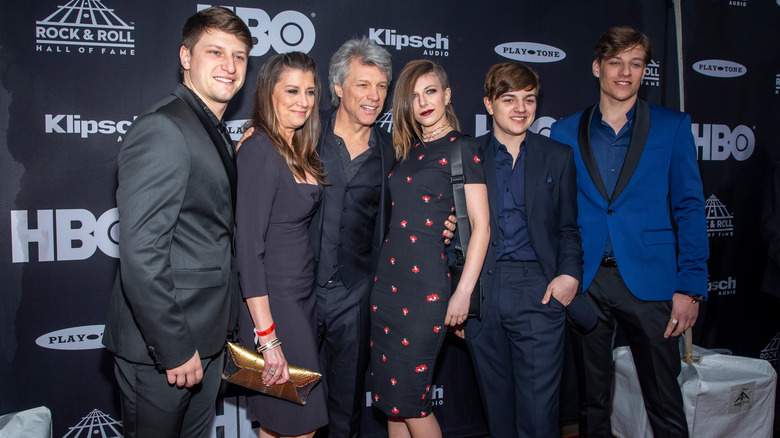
[450,136,471,257]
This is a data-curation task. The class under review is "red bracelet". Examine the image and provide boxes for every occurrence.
[254,323,275,337]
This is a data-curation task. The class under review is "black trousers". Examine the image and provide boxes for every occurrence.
[571,265,688,438]
[114,352,223,438]
[316,275,371,438]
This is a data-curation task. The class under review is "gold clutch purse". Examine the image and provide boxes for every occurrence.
[222,342,322,405]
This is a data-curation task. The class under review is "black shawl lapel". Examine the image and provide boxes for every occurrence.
[611,99,650,203]
[172,84,237,213]
[578,103,610,201]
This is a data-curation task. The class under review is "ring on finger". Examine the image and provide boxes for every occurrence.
[269,369,276,376]
[669,317,678,325]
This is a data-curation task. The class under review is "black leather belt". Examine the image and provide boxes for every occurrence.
[600,256,618,268]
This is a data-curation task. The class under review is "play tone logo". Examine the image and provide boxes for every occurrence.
[495,42,565,63]
[693,60,746,78]
[35,1,135,56]
[36,325,105,350]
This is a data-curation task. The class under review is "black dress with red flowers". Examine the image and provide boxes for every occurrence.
[369,131,485,418]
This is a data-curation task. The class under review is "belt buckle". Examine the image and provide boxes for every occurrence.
[601,256,617,268]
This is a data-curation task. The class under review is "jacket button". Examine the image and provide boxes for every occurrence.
[487,270,493,275]
[607,209,614,215]
[345,187,350,192]
[340,227,345,232]
[491,241,497,247]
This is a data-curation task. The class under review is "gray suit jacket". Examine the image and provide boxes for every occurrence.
[103,84,238,369]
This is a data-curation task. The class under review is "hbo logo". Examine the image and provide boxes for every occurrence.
[11,209,119,263]
[198,5,315,56]
[692,123,755,161]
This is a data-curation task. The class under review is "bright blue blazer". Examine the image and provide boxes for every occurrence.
[550,100,709,301]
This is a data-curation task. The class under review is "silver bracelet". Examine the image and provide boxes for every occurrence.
[256,338,282,353]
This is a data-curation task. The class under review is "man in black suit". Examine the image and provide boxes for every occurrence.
[464,62,582,437]
[309,38,395,438]
[102,7,251,438]
[310,38,456,437]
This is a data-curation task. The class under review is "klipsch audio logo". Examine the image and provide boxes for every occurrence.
[35,1,134,55]
[63,409,122,437]
[708,276,736,296]
[705,195,734,237]
[35,325,105,350]
[495,42,565,63]
[198,5,316,56]
[693,60,747,78]
[369,28,449,57]
[643,60,660,87]
[45,114,136,140]
[693,123,755,161]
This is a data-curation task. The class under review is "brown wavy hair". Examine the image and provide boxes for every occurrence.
[250,52,325,184]
[392,60,460,161]
[594,26,653,65]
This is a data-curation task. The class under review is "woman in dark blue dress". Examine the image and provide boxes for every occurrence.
[235,52,327,438]
[369,60,490,437]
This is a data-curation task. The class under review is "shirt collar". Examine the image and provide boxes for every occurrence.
[595,101,637,127]
[183,84,222,127]
[330,115,378,149]
[491,133,525,156]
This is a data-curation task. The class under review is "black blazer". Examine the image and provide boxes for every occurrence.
[466,132,582,336]
[309,109,395,287]
[103,84,238,369]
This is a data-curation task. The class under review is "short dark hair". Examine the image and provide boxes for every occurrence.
[181,7,253,52]
[594,26,652,65]
[484,62,540,101]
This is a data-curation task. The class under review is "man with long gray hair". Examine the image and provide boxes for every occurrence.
[311,37,454,437]
[310,37,395,437]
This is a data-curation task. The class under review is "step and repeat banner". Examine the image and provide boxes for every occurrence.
[1,1,779,436]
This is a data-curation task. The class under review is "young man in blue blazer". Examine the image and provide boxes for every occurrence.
[465,62,583,437]
[550,26,708,438]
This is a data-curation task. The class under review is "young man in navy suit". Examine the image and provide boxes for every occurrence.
[464,62,582,437]
[550,26,708,438]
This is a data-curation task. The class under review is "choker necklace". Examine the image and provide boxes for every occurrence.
[422,123,451,141]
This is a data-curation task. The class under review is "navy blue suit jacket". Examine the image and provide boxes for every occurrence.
[465,131,582,336]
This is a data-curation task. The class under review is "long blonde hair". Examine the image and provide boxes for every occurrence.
[392,60,460,161]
